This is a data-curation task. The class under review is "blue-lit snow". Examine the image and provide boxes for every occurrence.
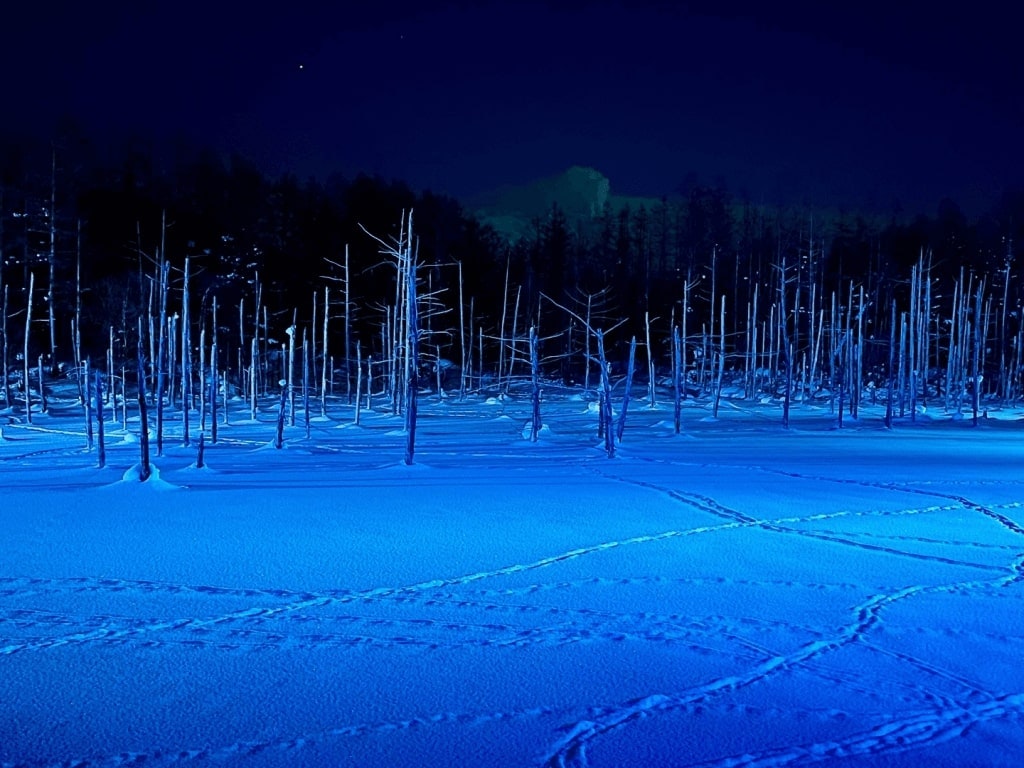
[1,391,1023,767]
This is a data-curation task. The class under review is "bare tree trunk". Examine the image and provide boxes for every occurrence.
[37,355,47,414]
[404,223,419,466]
[972,282,984,426]
[121,363,127,430]
[806,281,817,397]
[249,337,258,421]
[885,300,896,429]
[155,258,169,457]
[47,149,58,372]
[1000,258,1011,403]
[342,248,352,404]
[616,336,637,442]
[167,314,177,409]
[209,298,219,444]
[498,254,510,394]
[0,192,6,406]
[321,285,329,417]
[252,274,262,398]
[584,292,593,393]
[506,285,521,393]
[274,383,286,449]
[596,330,615,458]
[709,246,717,364]
[303,329,310,439]
[137,326,151,482]
[645,311,656,407]
[2,285,9,408]
[147,280,156,393]
[354,341,363,426]
[922,258,933,408]
[898,312,908,417]
[699,326,708,394]
[287,309,296,426]
[310,292,317,410]
[392,257,406,414]
[199,326,206,432]
[238,296,245,406]
[745,298,753,399]
[672,325,682,435]
[435,343,443,397]
[713,295,726,418]
[853,284,864,420]
[107,326,114,405]
[95,369,106,469]
[681,276,689,400]
[24,272,34,423]
[809,307,823,402]
[261,304,269,398]
[945,271,962,413]
[778,258,793,429]
[908,261,919,418]
[458,261,467,401]
[181,256,192,446]
[529,326,542,441]
[73,220,83,403]
[752,286,761,400]
[84,358,93,449]
[364,355,371,412]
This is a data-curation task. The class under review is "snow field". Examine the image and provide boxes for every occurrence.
[2,395,1023,767]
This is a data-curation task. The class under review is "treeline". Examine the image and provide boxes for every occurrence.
[2,136,1024,410]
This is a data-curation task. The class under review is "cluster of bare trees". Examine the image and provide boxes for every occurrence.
[1,197,1022,478]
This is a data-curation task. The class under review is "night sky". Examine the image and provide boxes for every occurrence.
[5,2,1021,214]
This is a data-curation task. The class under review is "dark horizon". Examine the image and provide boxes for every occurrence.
[4,2,1021,216]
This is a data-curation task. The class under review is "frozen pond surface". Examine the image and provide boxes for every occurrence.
[2,392,1023,767]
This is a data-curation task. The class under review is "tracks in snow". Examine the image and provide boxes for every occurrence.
[531,462,1024,767]
[541,555,1024,768]
[3,455,1023,767]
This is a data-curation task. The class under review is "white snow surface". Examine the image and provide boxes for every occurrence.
[2,392,1023,767]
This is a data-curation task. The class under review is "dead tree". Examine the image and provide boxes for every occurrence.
[2,284,10,408]
[645,311,657,407]
[46,149,58,371]
[404,225,419,465]
[529,325,542,442]
[137,325,151,482]
[154,258,169,456]
[596,330,615,458]
[776,255,794,429]
[274,382,286,450]
[95,370,106,469]
[885,300,896,429]
[362,213,421,463]
[712,296,726,419]
[972,281,985,426]
[672,325,683,435]
[210,304,219,445]
[616,336,637,442]
[84,358,93,449]
[181,256,193,446]
[24,272,34,423]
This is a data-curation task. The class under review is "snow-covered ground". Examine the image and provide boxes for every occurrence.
[2,389,1023,767]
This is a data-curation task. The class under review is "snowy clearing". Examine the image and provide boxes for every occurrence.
[2,392,1023,767]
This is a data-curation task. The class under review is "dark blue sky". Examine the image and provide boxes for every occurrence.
[5,2,1021,214]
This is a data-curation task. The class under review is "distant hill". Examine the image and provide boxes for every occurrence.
[468,166,658,242]
[467,166,898,244]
